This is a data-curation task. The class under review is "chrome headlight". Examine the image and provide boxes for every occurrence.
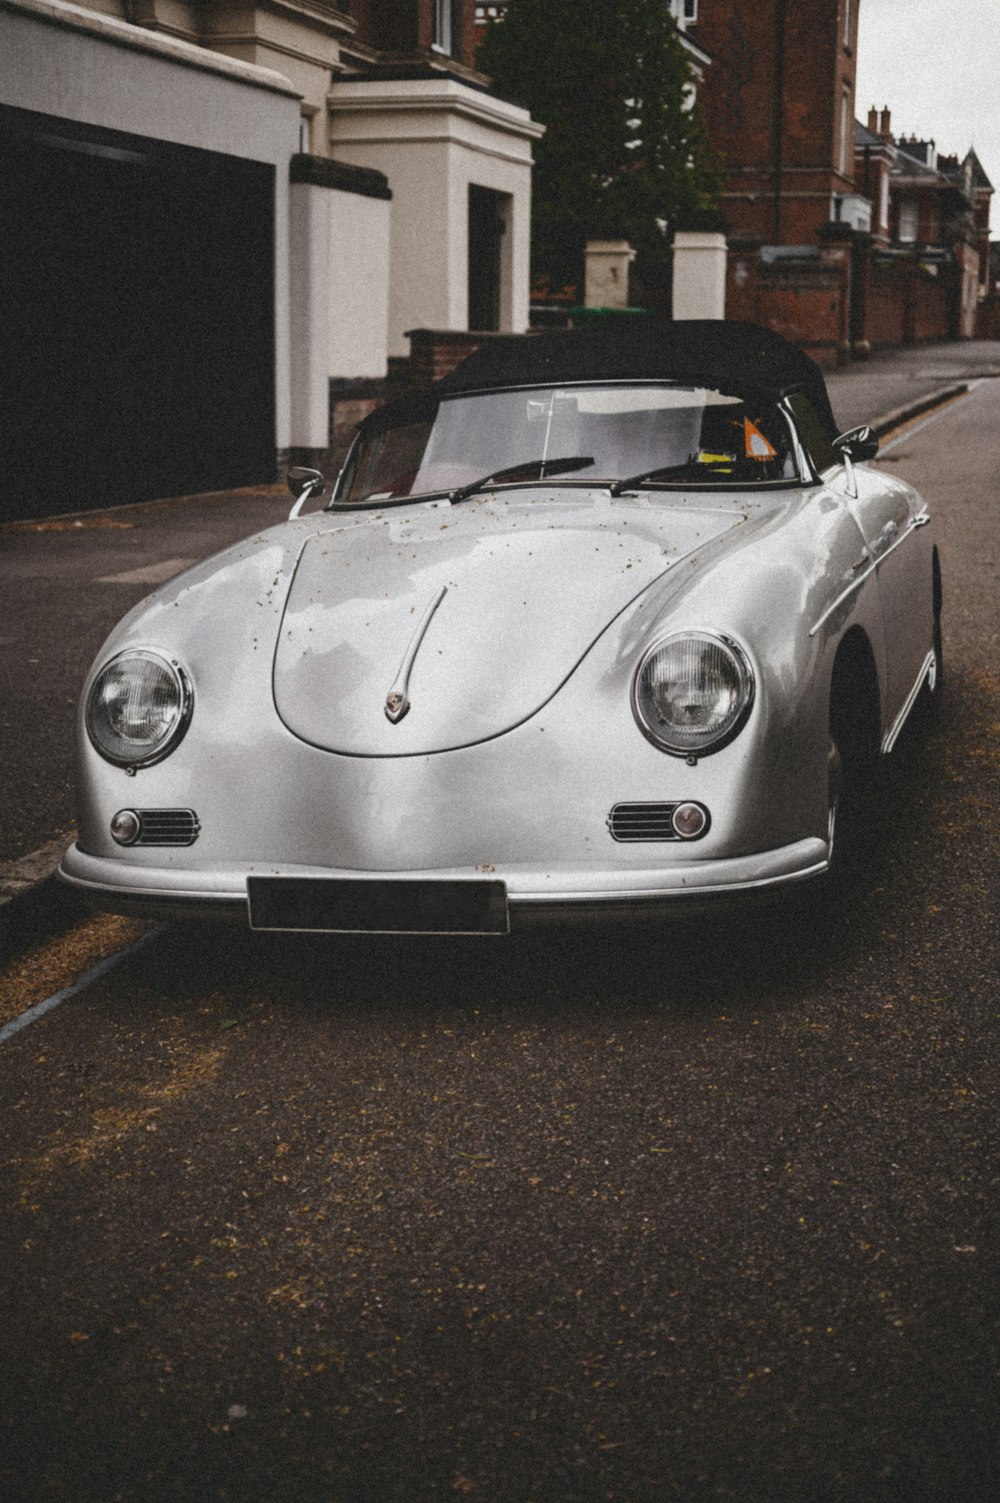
[632,631,754,756]
[85,649,193,769]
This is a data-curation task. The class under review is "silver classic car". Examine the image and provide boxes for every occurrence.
[59,321,941,933]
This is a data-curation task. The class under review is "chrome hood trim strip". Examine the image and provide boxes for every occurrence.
[384,584,448,722]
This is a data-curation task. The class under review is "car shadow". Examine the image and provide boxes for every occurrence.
[118,705,948,1029]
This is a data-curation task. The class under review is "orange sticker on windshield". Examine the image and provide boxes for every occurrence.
[744,419,777,460]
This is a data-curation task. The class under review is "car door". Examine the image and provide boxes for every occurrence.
[786,392,931,735]
[847,463,931,730]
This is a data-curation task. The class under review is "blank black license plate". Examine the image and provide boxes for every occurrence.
[247,876,509,934]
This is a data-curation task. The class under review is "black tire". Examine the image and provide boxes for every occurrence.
[827,643,880,885]
[927,554,944,714]
[913,553,944,729]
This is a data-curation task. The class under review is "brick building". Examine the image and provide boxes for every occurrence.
[696,0,862,247]
[690,1,992,361]
[854,110,991,345]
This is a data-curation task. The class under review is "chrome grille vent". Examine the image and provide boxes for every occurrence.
[607,802,709,843]
[133,809,201,846]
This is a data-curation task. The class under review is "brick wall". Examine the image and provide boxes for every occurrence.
[406,329,491,388]
[405,327,522,388]
[867,261,907,347]
[349,1,480,70]
[726,245,849,368]
[977,296,1000,339]
[910,270,955,342]
[729,236,968,361]
[866,257,959,347]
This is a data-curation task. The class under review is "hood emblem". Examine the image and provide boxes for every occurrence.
[384,584,448,723]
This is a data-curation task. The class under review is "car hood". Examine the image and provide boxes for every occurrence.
[272,490,743,756]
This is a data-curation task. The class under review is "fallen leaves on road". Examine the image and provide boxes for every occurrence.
[19,1040,225,1205]
[0,911,147,1028]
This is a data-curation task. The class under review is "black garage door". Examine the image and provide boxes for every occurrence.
[1,104,276,521]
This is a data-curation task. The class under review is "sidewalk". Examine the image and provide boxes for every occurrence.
[825,339,1000,433]
[2,339,998,942]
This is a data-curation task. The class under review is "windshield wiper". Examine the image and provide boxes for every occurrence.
[609,457,736,497]
[449,456,594,504]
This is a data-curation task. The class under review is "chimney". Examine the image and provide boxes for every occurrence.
[868,107,878,132]
[879,107,892,141]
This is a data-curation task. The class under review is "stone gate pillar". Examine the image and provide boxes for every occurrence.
[672,230,727,320]
[584,240,636,309]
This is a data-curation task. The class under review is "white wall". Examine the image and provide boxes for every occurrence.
[329,77,542,357]
[287,177,391,448]
[328,190,392,380]
[288,180,331,450]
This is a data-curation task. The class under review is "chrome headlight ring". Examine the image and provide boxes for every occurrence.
[631,630,755,758]
[85,649,194,771]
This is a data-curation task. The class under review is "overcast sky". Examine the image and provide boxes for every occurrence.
[856,0,1000,206]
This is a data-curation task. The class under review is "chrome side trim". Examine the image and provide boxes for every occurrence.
[880,512,931,562]
[882,649,936,754]
[384,584,448,722]
[809,510,931,638]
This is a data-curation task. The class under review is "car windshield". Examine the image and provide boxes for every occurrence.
[335,383,799,505]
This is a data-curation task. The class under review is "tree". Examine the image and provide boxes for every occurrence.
[476,0,722,307]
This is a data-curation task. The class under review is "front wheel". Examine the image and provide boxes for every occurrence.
[913,561,944,731]
[827,662,880,886]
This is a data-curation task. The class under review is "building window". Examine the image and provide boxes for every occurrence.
[433,0,454,53]
[669,0,698,21]
[843,0,852,48]
[898,200,918,243]
[839,85,850,175]
[299,109,316,155]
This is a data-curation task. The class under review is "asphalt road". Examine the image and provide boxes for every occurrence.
[1,381,998,1502]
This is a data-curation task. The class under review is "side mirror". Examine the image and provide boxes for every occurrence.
[833,426,879,463]
[287,466,326,519]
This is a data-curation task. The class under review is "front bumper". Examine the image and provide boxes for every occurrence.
[58,838,830,930]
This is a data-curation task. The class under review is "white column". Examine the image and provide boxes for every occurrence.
[288,181,331,449]
[672,231,728,320]
[329,78,543,356]
[584,240,635,309]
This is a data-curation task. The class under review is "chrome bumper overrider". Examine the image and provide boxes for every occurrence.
[58,837,830,926]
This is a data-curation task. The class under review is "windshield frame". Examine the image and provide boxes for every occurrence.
[329,379,810,509]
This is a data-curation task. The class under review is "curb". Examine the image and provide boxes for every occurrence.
[871,382,969,438]
[0,835,70,907]
[0,381,975,960]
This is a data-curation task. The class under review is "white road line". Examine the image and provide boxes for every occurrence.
[0,925,166,1046]
[879,386,975,454]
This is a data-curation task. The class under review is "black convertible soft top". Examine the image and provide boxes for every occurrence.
[359,319,838,439]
